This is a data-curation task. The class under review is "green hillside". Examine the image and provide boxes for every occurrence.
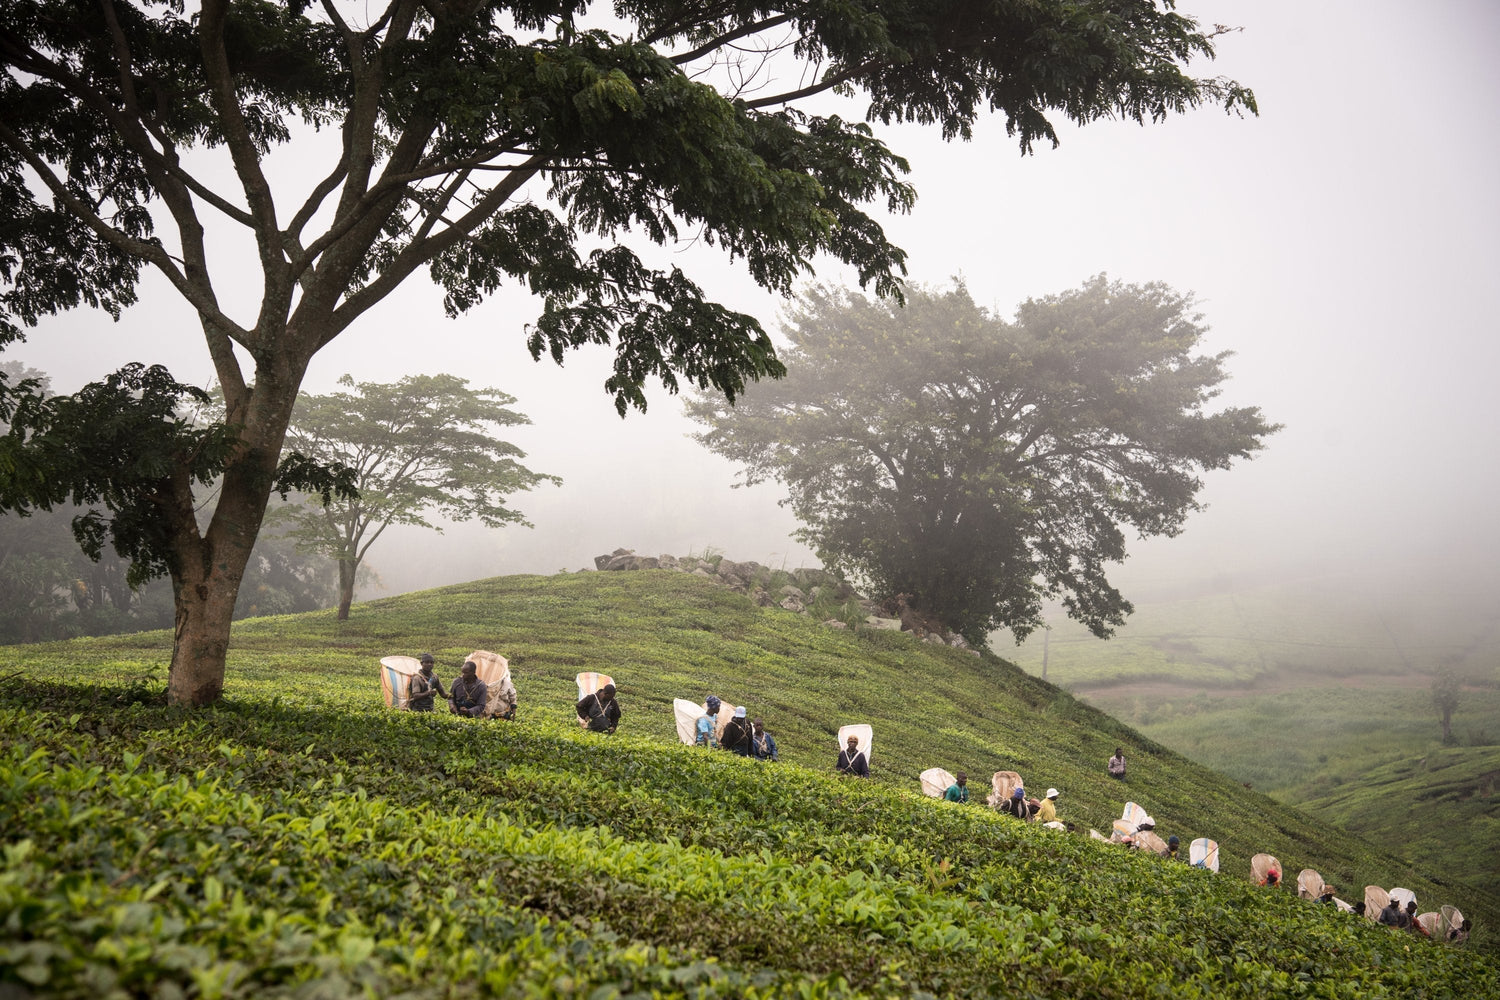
[1006,574,1500,895]
[1299,748,1500,891]
[2,570,1495,997]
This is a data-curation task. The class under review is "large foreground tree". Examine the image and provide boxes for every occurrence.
[688,278,1279,647]
[275,373,558,620]
[0,2,1254,705]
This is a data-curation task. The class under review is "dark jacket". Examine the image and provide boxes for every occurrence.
[408,670,446,711]
[751,729,778,761]
[449,675,488,717]
[721,717,752,755]
[577,693,620,733]
[836,748,869,777]
[1000,795,1033,820]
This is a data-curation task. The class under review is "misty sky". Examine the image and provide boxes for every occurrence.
[12,1,1500,630]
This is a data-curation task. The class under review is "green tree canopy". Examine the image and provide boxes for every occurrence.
[0,1,1254,704]
[688,277,1280,646]
[272,373,559,619]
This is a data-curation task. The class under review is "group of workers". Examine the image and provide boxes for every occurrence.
[935,771,1066,824]
[1307,887,1471,943]
[912,759,1476,946]
[1375,896,1472,942]
[407,653,512,718]
[1099,797,1476,945]
[692,695,779,759]
[396,662,1477,946]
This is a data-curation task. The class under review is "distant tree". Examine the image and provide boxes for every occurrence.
[0,363,67,640]
[0,515,73,643]
[232,530,342,620]
[0,498,337,639]
[1432,669,1463,745]
[273,374,559,620]
[0,2,1255,704]
[689,278,1280,646]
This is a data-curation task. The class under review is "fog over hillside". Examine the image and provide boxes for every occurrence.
[12,1,1500,670]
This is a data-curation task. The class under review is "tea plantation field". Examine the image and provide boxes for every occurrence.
[2,570,1495,997]
[1004,572,1500,895]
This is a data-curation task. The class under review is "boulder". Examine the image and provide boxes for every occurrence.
[864,615,903,631]
[604,553,659,571]
[595,547,634,570]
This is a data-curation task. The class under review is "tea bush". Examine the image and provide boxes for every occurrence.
[2,571,1495,996]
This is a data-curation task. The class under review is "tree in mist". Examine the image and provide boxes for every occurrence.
[689,278,1279,646]
[232,531,343,620]
[0,2,1254,705]
[272,374,558,620]
[1432,668,1463,745]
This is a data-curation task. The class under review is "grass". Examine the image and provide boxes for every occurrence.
[2,569,1496,996]
[1005,572,1500,896]
[1299,747,1500,893]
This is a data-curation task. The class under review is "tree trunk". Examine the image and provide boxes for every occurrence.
[168,553,243,706]
[163,370,303,707]
[164,465,265,706]
[337,557,356,620]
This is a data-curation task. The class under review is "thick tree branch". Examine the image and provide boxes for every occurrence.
[196,1,285,304]
[288,132,537,281]
[331,0,423,222]
[322,154,547,345]
[0,26,254,229]
[0,122,251,348]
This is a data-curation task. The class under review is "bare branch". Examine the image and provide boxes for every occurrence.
[0,121,251,348]
[669,13,797,66]
[742,59,877,110]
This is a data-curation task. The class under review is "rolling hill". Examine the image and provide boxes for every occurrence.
[1,568,1494,996]
[1005,570,1500,896]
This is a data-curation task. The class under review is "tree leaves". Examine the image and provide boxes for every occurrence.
[0,363,239,588]
[0,1,1260,703]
